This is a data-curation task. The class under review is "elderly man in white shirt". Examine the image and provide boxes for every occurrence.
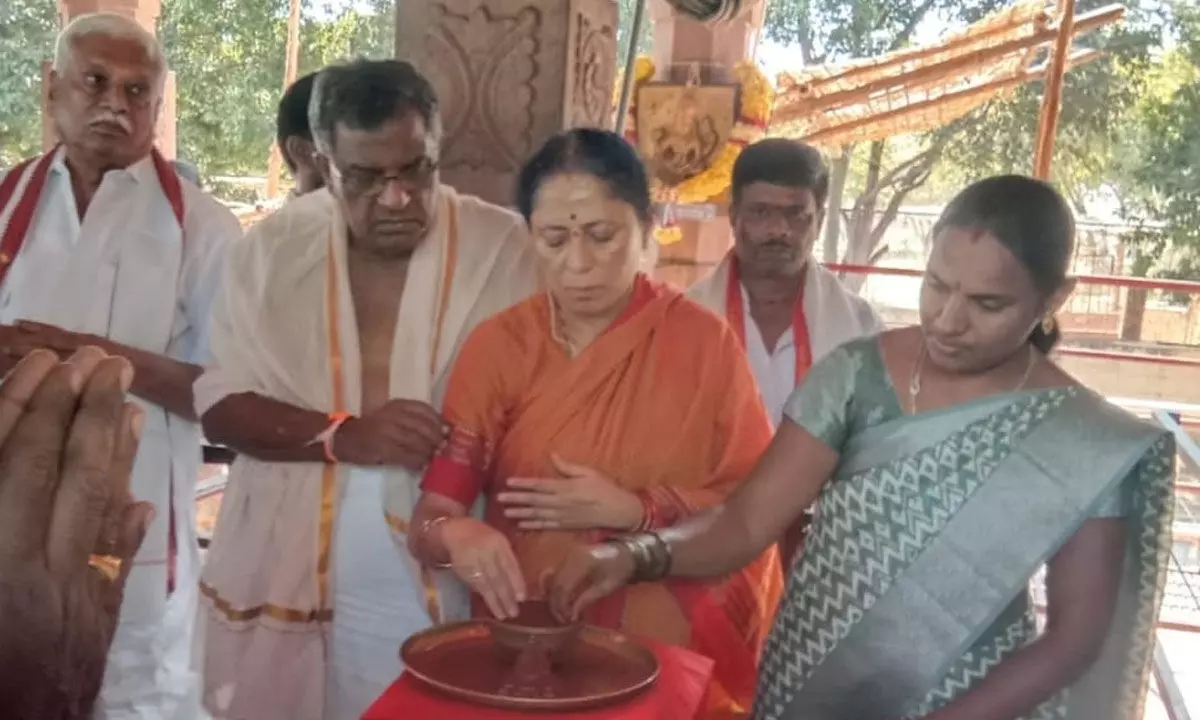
[0,12,240,720]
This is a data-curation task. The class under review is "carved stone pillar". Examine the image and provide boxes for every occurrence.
[651,0,768,288]
[396,0,619,206]
[43,0,178,158]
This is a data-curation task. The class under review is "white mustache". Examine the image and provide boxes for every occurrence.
[89,111,132,134]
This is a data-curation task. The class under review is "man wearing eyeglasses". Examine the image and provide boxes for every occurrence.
[688,139,881,562]
[195,59,538,720]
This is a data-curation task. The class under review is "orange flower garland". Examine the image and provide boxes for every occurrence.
[617,56,774,207]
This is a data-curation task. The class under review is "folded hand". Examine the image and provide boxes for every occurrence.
[337,399,449,470]
[498,454,643,531]
[0,347,153,718]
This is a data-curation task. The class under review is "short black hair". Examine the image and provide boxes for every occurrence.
[934,175,1076,352]
[309,59,439,156]
[515,128,652,227]
[276,72,317,171]
[731,138,830,207]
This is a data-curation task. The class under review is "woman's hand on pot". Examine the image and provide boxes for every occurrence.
[548,542,636,622]
[441,517,526,619]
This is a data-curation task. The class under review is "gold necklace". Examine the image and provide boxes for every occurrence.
[908,342,1036,414]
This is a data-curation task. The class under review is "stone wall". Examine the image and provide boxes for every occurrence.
[395,0,619,207]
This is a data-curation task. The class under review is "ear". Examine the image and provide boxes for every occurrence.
[1046,277,1077,316]
[314,152,334,189]
[47,70,61,104]
[284,136,313,169]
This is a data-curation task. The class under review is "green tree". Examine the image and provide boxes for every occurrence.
[1112,3,1200,336]
[0,0,59,167]
[160,0,394,188]
[933,0,1165,206]
[763,0,1009,271]
[762,0,1162,279]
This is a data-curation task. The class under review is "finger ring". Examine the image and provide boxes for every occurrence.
[88,553,123,582]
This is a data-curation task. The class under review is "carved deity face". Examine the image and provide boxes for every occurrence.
[48,33,163,170]
[529,172,646,322]
[318,110,440,259]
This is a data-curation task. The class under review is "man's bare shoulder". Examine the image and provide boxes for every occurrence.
[242,190,334,249]
[450,190,525,244]
[223,191,333,277]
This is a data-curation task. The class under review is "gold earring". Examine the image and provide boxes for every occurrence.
[1041,314,1055,334]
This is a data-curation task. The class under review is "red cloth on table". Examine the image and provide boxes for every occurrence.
[362,641,715,720]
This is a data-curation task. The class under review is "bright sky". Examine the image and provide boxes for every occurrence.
[753,11,956,76]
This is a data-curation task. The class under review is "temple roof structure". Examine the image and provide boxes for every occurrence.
[768,0,1124,147]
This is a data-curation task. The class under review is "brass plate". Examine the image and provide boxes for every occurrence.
[400,621,660,712]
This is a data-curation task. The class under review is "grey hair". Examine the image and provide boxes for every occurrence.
[308,59,441,156]
[53,13,168,86]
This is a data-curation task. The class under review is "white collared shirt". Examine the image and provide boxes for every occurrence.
[740,282,799,427]
[0,149,240,365]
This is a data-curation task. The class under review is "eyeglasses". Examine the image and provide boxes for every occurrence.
[332,157,438,197]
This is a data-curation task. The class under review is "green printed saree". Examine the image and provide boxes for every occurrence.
[753,338,1176,720]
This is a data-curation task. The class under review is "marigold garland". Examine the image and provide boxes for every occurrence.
[617,56,774,208]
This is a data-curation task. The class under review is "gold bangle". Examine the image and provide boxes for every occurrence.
[420,515,454,569]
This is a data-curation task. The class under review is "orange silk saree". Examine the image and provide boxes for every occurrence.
[422,273,782,719]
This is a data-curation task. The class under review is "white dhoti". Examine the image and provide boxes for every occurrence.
[326,467,472,720]
[197,187,537,720]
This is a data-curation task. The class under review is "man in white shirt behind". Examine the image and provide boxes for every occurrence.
[689,139,880,562]
[0,12,241,720]
[690,138,881,425]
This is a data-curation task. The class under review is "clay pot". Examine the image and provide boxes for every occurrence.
[488,601,582,680]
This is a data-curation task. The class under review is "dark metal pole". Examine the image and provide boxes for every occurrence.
[615,0,649,135]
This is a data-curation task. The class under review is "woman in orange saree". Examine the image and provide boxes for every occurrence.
[409,128,783,719]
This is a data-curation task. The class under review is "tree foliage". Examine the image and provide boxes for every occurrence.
[0,0,394,178]
[761,0,1170,273]
[1127,3,1200,250]
[160,0,394,180]
[0,0,59,167]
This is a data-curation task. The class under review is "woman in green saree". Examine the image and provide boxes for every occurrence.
[549,175,1176,720]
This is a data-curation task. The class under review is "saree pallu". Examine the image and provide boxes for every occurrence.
[754,387,1175,720]
[424,275,784,719]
